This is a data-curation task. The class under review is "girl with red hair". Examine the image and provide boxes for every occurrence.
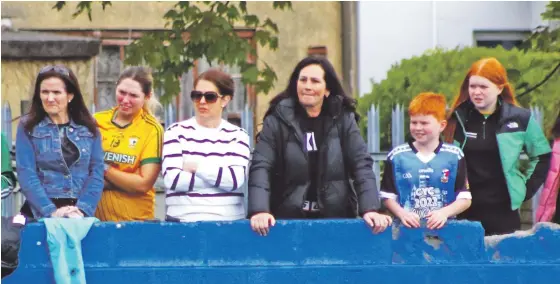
[443,57,551,235]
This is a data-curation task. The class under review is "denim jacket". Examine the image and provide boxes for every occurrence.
[16,116,104,218]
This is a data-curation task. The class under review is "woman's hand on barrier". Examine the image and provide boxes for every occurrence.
[426,209,448,230]
[363,212,392,234]
[50,206,84,218]
[51,206,72,218]
[398,211,421,228]
[65,206,84,218]
[250,213,276,236]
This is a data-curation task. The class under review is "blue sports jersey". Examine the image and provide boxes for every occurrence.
[380,141,468,218]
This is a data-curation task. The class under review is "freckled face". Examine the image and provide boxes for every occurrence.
[468,75,502,113]
[410,115,446,145]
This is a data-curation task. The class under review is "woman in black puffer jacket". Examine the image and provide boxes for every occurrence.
[248,56,392,236]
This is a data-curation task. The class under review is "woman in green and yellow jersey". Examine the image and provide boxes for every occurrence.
[94,66,164,221]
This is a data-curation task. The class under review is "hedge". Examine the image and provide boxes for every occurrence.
[357,46,560,150]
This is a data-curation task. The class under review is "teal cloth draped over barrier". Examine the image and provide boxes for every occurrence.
[41,218,99,284]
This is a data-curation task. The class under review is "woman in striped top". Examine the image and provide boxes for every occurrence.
[162,68,250,222]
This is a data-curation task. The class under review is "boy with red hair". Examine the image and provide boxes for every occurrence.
[381,92,472,229]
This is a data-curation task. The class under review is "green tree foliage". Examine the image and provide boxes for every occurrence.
[357,46,560,150]
[53,1,292,103]
[522,1,560,53]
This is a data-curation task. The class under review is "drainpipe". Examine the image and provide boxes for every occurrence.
[341,1,357,97]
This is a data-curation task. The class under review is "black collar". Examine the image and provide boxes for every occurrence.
[408,140,443,154]
[454,96,504,123]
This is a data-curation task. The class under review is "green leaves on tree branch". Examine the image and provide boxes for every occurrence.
[53,1,292,103]
[53,1,111,21]
[521,2,560,53]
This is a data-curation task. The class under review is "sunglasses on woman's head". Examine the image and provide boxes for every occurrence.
[39,65,70,77]
[190,91,222,103]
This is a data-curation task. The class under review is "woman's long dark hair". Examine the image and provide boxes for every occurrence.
[23,65,98,136]
[264,56,358,120]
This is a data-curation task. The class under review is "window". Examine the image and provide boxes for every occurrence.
[189,58,247,127]
[96,45,122,112]
[52,30,254,129]
[308,45,328,57]
[95,43,168,126]
[474,31,531,50]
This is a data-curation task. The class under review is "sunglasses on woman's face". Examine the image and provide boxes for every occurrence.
[39,65,70,77]
[190,91,222,103]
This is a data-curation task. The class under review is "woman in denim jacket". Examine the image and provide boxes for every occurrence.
[16,65,104,219]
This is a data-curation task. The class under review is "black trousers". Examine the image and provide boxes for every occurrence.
[458,202,521,236]
[20,198,77,219]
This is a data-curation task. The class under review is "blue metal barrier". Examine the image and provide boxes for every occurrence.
[4,220,560,283]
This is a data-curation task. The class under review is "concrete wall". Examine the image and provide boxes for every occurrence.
[0,59,95,141]
[245,2,343,125]
[2,1,344,126]
[4,220,560,283]
[2,1,173,29]
[358,1,551,96]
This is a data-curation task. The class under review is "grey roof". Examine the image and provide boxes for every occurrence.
[1,30,101,59]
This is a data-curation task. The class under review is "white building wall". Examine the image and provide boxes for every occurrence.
[358,1,551,96]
